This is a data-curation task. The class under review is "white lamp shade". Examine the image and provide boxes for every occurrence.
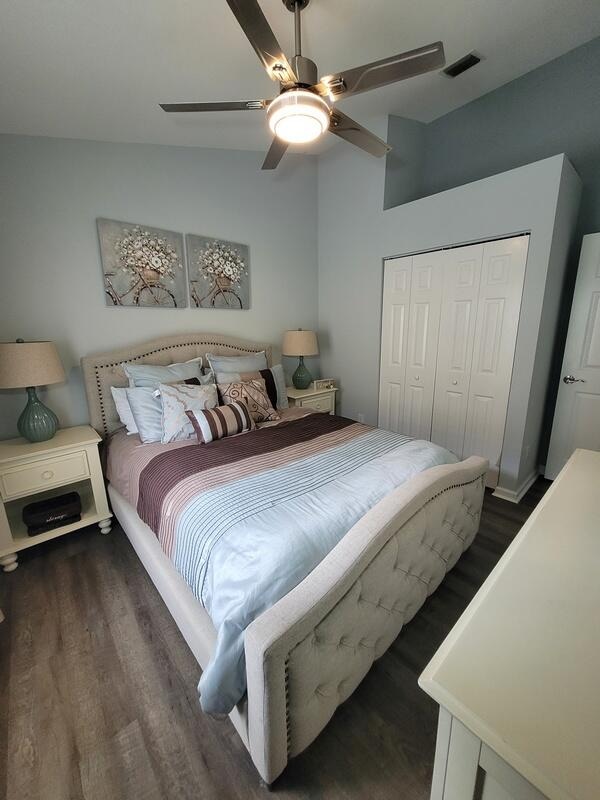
[267,90,330,144]
[0,341,66,388]
[282,329,319,357]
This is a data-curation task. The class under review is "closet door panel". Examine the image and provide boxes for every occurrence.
[403,251,444,439]
[431,244,483,456]
[378,257,412,431]
[463,236,529,473]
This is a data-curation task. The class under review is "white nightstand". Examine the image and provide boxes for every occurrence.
[287,385,338,415]
[0,425,111,573]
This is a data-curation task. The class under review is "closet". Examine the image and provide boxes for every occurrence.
[378,235,529,484]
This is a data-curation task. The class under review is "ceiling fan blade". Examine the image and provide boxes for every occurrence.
[329,110,391,158]
[262,137,288,170]
[160,100,268,113]
[319,41,445,99]
[224,0,297,84]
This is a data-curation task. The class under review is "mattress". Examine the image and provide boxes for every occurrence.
[106,411,458,714]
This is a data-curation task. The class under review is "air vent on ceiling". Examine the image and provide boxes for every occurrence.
[443,52,481,78]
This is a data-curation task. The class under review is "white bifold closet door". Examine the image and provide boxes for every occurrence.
[378,251,443,437]
[379,236,528,475]
[430,244,484,456]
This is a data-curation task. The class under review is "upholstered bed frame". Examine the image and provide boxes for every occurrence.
[81,333,487,785]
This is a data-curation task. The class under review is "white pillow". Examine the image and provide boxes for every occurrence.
[158,382,219,443]
[110,387,138,435]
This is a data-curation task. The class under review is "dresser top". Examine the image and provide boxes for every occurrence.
[419,449,600,800]
[0,425,100,462]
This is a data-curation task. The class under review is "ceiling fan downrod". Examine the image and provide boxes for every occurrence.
[294,1,302,57]
[284,0,317,87]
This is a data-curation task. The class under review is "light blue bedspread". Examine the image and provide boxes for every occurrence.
[173,428,456,714]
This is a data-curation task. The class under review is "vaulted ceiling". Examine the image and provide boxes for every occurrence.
[1,0,599,152]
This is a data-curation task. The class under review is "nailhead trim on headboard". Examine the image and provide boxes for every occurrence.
[82,335,273,437]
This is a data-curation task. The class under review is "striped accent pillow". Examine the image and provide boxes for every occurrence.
[186,401,255,444]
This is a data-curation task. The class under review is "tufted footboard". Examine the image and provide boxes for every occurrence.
[243,455,487,784]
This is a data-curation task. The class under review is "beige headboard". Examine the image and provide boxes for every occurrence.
[81,333,273,437]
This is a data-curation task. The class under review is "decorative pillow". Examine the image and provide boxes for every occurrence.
[214,364,288,410]
[217,379,280,423]
[186,401,255,444]
[158,382,218,444]
[124,357,204,388]
[110,386,138,435]
[125,387,163,443]
[206,351,268,374]
[152,373,214,397]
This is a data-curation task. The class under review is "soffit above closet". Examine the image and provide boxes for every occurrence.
[1,0,599,151]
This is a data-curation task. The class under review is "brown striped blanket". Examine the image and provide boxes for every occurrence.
[106,410,457,714]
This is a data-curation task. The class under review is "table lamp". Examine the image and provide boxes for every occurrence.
[0,339,66,442]
[282,329,319,390]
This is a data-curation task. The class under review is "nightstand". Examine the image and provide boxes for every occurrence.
[0,425,111,573]
[287,385,338,415]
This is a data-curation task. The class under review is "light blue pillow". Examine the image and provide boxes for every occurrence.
[269,364,288,410]
[124,357,203,388]
[206,351,268,374]
[126,388,162,443]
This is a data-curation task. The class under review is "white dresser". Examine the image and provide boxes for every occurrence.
[419,449,600,800]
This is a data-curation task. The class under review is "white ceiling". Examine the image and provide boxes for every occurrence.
[1,0,599,153]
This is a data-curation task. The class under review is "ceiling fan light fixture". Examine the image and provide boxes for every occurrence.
[267,89,330,144]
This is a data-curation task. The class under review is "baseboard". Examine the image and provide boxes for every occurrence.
[492,468,539,504]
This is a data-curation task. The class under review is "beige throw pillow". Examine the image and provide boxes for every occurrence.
[217,379,280,423]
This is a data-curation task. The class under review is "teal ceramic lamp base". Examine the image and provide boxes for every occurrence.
[292,356,313,390]
[17,387,59,442]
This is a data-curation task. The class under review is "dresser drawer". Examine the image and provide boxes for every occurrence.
[0,450,90,500]
[300,394,334,414]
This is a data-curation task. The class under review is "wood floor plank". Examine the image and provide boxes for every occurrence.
[0,480,550,799]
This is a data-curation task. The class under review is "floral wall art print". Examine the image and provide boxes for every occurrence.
[186,234,250,310]
[97,218,187,308]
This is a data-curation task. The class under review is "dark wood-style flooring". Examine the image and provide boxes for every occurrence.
[0,479,549,800]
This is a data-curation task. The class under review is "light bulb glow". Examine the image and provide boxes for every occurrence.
[267,89,330,144]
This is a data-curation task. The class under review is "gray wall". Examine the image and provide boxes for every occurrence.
[384,36,600,460]
[387,35,600,241]
[0,135,318,439]
[318,118,580,493]
[383,116,426,211]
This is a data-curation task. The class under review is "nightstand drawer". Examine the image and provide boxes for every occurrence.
[0,450,90,500]
[300,395,334,413]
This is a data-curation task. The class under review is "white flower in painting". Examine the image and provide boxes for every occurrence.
[196,240,246,286]
[114,225,182,278]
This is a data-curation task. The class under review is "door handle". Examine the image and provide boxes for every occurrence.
[563,375,585,384]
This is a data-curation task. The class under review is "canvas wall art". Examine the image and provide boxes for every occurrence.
[97,218,187,308]
[186,234,250,310]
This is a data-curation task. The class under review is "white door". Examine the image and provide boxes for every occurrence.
[403,250,444,438]
[378,256,412,431]
[431,244,484,457]
[546,233,600,478]
[463,236,529,481]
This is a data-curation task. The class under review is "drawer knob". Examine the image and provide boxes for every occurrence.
[315,403,321,409]
[452,380,458,386]
[41,469,54,480]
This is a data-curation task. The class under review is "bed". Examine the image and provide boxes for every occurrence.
[81,332,487,785]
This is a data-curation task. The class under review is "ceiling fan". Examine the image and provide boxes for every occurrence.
[160,0,445,170]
